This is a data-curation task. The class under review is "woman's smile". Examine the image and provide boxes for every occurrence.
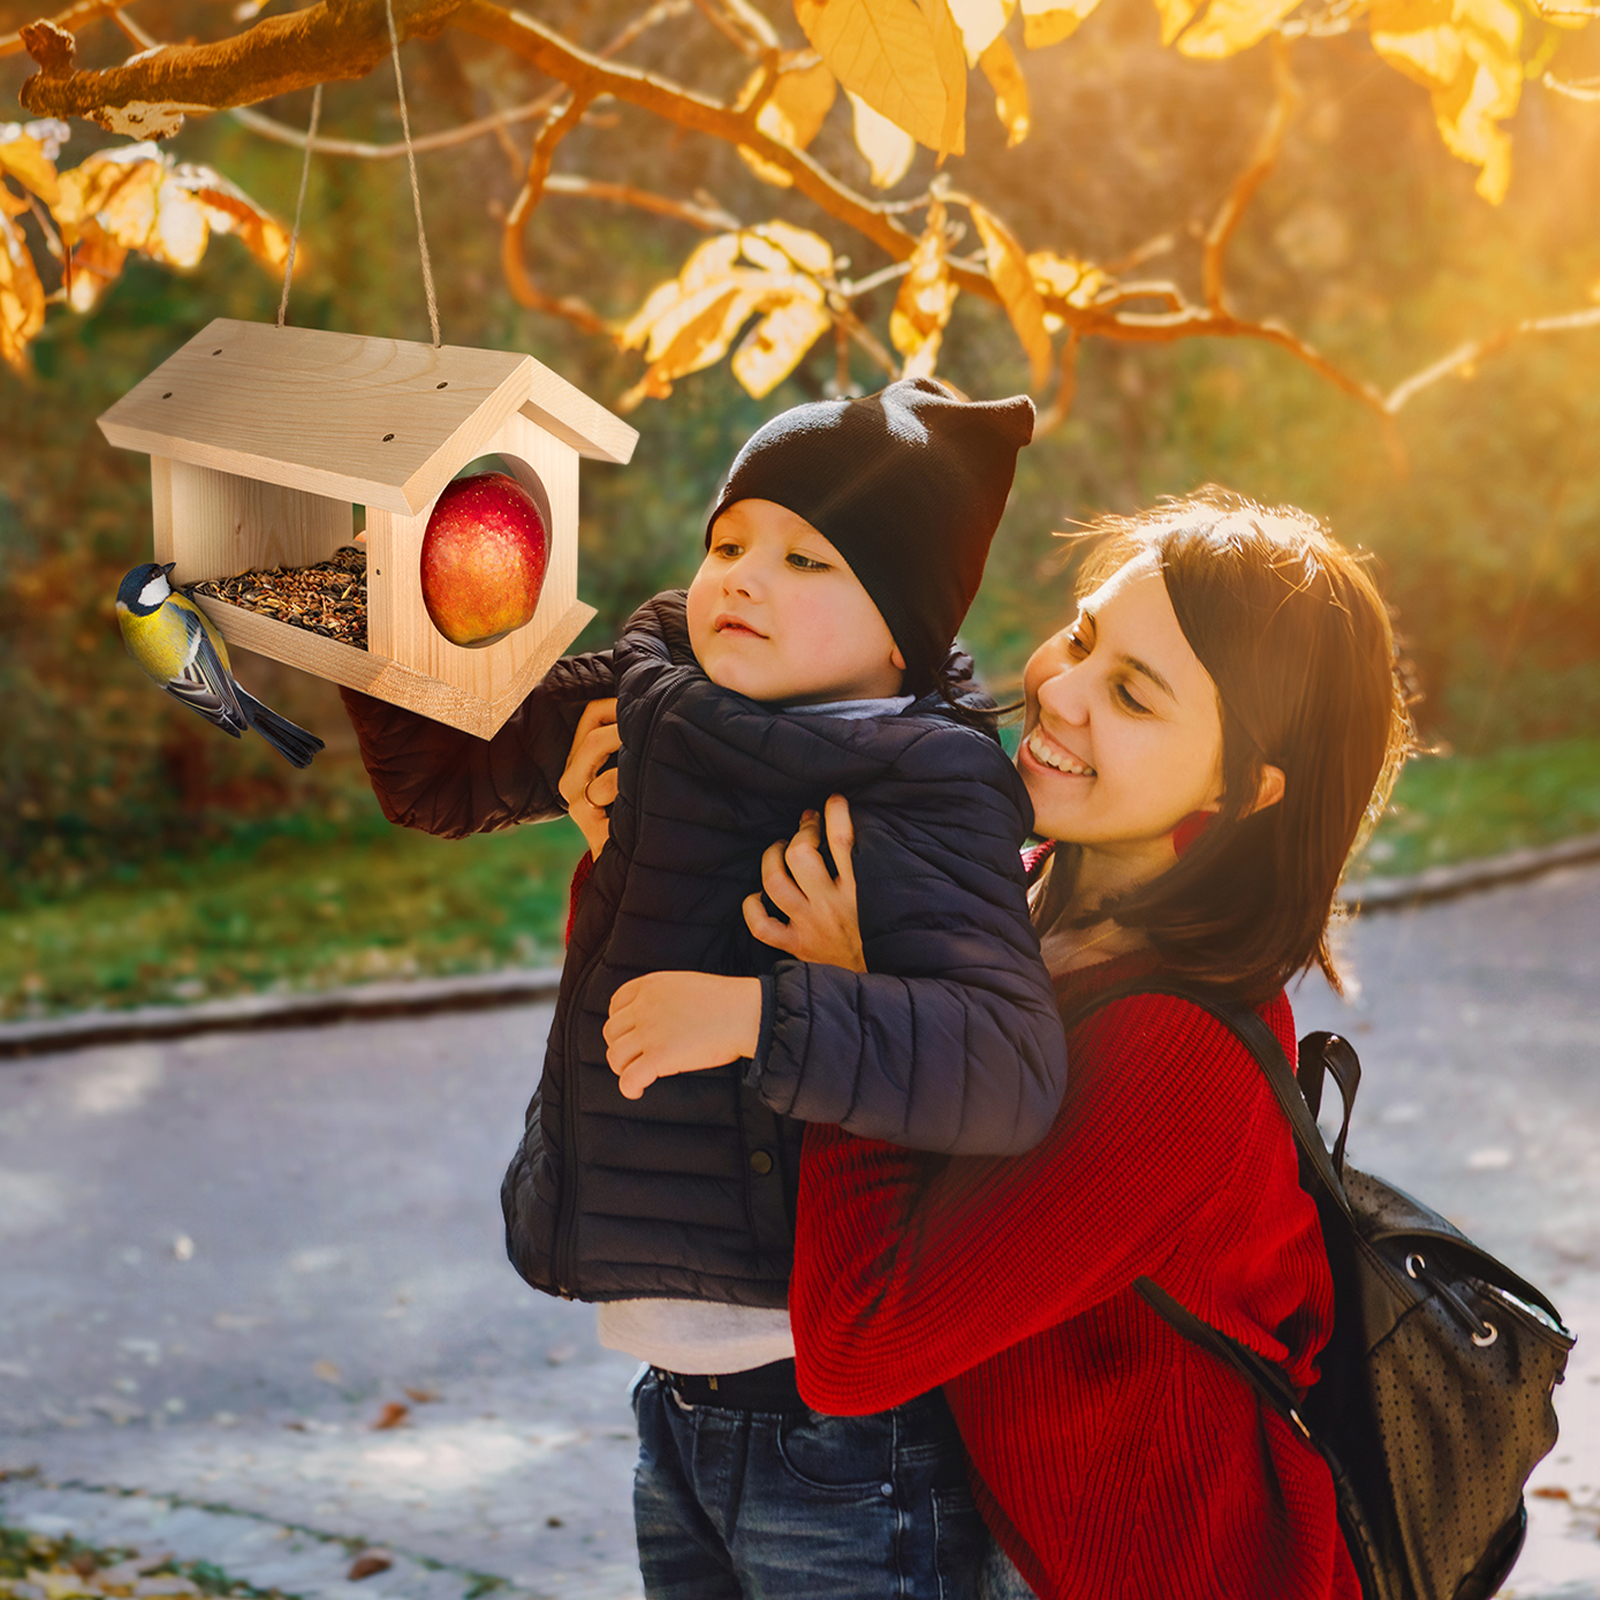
[1021,726,1096,777]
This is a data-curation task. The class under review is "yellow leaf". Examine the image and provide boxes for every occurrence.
[643,275,760,365]
[0,129,60,208]
[1019,0,1102,45]
[978,35,1031,144]
[1370,0,1461,88]
[0,210,46,373]
[1153,0,1203,44]
[1423,0,1521,201]
[749,220,836,277]
[847,91,918,187]
[64,220,128,313]
[732,291,834,397]
[682,232,745,291]
[1028,249,1108,306]
[969,202,1051,387]
[175,165,291,269]
[737,52,839,187]
[618,277,689,351]
[794,0,967,155]
[948,0,1013,63]
[1177,0,1303,56]
[890,199,958,377]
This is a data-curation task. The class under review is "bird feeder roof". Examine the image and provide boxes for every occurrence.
[98,318,637,515]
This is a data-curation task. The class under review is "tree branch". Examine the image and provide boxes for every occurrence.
[1,0,131,60]
[501,91,608,332]
[1202,35,1298,313]
[230,95,560,157]
[20,0,471,127]
[1382,305,1600,413]
[1034,330,1080,437]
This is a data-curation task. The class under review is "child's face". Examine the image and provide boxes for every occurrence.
[687,499,906,705]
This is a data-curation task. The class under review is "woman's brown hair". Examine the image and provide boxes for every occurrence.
[1061,488,1413,1002]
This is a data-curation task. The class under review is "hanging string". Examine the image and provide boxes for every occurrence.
[276,82,323,329]
[384,0,442,348]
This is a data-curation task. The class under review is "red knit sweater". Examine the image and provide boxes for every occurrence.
[791,952,1361,1600]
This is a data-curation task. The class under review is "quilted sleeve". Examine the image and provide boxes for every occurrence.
[745,723,1069,1156]
[339,647,617,839]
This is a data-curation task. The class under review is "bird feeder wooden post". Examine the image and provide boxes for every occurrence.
[98,317,637,738]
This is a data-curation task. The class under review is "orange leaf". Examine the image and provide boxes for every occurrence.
[174,165,290,269]
[370,1401,410,1431]
[795,0,967,155]
[0,128,61,209]
[0,210,47,374]
[1019,0,1103,46]
[847,90,918,187]
[978,34,1031,145]
[969,201,1051,387]
[890,199,958,377]
[732,288,833,397]
[737,53,838,187]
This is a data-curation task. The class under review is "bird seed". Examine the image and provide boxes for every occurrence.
[188,545,369,649]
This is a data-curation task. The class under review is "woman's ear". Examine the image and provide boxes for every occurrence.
[891,645,907,671]
[1248,764,1286,816]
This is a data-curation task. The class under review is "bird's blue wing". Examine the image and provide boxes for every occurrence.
[164,601,248,736]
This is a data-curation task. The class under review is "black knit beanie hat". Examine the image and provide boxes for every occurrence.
[706,377,1035,693]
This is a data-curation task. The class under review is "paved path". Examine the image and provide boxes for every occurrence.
[2,865,1598,1599]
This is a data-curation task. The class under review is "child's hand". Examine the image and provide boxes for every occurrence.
[559,698,620,860]
[743,794,866,973]
[605,972,763,1100]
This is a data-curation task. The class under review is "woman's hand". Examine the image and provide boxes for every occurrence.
[743,794,866,973]
[605,972,763,1100]
[558,698,620,860]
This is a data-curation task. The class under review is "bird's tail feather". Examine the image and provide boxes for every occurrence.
[236,690,326,768]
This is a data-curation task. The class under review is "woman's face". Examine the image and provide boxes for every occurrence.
[1019,556,1226,879]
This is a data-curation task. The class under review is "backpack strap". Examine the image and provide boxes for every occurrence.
[1064,979,1355,1217]
[1297,1030,1360,1179]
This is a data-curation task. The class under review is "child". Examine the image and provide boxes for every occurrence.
[340,377,1067,1599]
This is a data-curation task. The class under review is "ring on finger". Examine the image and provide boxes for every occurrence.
[584,773,608,809]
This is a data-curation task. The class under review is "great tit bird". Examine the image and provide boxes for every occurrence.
[115,562,325,768]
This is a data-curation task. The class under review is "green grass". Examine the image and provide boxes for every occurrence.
[1359,734,1600,879]
[2,815,588,1021]
[4,736,1599,1021]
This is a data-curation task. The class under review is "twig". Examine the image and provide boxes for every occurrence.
[1034,330,1080,438]
[502,91,607,330]
[690,0,760,57]
[1382,306,1600,414]
[1202,36,1298,313]
[231,96,562,156]
[1,0,131,58]
[1543,71,1600,101]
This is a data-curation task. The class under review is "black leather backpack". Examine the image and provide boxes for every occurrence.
[1075,981,1576,1600]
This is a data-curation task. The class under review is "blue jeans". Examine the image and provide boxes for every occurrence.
[632,1369,986,1599]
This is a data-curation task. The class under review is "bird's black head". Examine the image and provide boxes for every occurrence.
[116,562,177,614]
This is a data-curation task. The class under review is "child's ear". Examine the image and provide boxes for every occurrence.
[891,645,906,671]
[1247,764,1286,816]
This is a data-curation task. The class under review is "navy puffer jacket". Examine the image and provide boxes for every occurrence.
[342,591,1067,1307]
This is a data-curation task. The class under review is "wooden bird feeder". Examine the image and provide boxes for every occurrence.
[98,317,638,738]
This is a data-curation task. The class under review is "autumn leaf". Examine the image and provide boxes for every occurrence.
[746,220,836,276]
[1153,0,1203,45]
[794,0,968,156]
[890,198,958,377]
[346,1552,392,1582]
[732,284,833,396]
[1028,249,1111,328]
[1019,0,1103,46]
[848,90,918,187]
[0,126,61,209]
[173,165,290,269]
[371,1400,410,1430]
[736,52,838,187]
[1176,0,1304,57]
[1370,0,1462,90]
[970,201,1051,386]
[0,209,47,374]
[979,35,1031,144]
[63,220,128,313]
[948,0,1013,63]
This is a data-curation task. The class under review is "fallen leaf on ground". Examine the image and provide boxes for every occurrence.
[402,1386,439,1403]
[311,1359,341,1384]
[346,1552,392,1582]
[370,1401,409,1431]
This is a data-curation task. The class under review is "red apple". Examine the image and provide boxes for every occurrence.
[420,472,550,647]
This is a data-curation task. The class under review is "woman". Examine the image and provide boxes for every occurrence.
[756,488,1411,1599]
